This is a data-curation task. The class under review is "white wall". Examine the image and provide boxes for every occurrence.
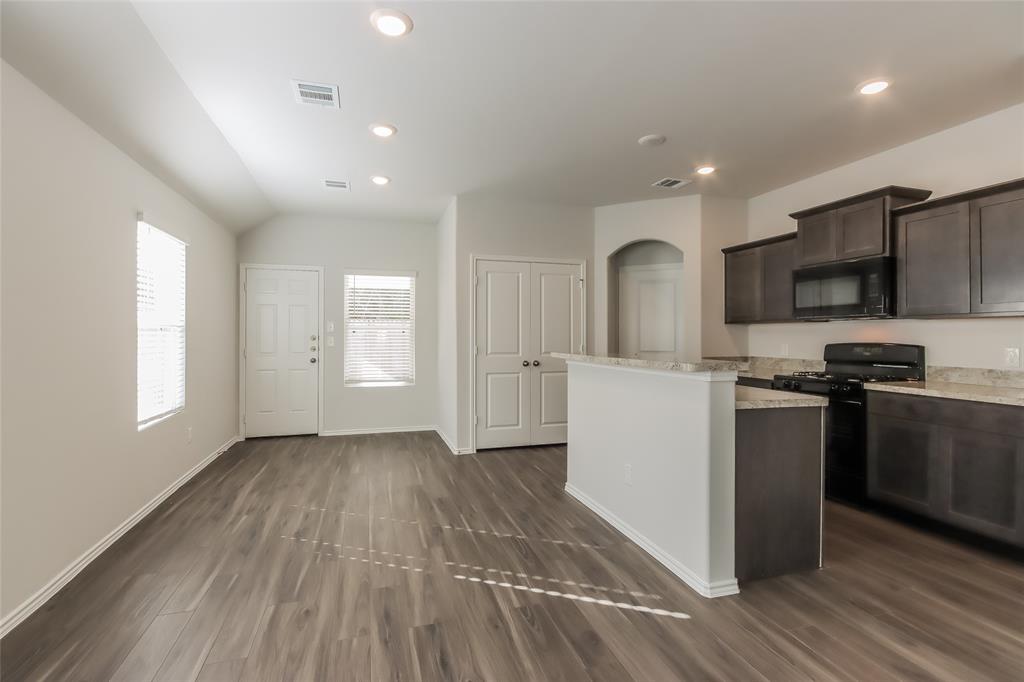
[747,103,1024,368]
[700,196,749,358]
[1,62,239,620]
[435,199,458,448]
[594,196,704,360]
[453,195,595,450]
[238,215,438,434]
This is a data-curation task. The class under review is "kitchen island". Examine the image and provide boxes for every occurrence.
[554,353,827,597]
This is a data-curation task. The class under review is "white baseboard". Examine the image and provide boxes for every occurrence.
[434,427,474,455]
[564,483,739,599]
[0,434,242,638]
[318,425,437,437]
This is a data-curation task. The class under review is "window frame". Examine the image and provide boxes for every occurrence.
[136,219,187,429]
[342,268,417,388]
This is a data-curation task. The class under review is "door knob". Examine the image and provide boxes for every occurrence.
[522,360,529,367]
[533,360,540,366]
[310,358,317,364]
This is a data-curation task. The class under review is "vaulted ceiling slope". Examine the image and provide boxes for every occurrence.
[1,1,274,232]
[5,2,1024,229]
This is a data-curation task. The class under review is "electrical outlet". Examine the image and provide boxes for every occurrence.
[327,336,335,347]
[1005,347,1021,368]
[327,321,335,333]
[187,426,193,443]
[780,343,790,358]
[624,464,632,486]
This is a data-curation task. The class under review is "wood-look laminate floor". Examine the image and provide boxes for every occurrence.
[3,432,1023,681]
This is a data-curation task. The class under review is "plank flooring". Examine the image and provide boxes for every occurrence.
[3,432,1023,681]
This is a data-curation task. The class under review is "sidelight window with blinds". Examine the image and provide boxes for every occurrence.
[137,219,186,428]
[344,271,416,387]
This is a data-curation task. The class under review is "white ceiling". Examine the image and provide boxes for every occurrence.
[5,2,1024,230]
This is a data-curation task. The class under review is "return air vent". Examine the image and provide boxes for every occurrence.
[324,179,350,190]
[292,80,340,108]
[652,177,691,189]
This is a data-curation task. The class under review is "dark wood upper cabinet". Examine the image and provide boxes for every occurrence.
[761,237,796,321]
[970,185,1024,314]
[723,233,797,324]
[896,202,971,317]
[791,186,931,267]
[893,177,1024,318]
[724,247,763,323]
[795,211,837,266]
[836,197,886,260]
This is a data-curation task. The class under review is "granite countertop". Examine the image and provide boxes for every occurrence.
[865,380,1024,408]
[735,386,828,410]
[551,353,747,374]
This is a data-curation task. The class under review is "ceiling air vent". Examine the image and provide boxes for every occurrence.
[652,177,691,189]
[324,179,350,190]
[292,80,340,108]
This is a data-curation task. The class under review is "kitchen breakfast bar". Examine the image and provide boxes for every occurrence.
[552,353,828,598]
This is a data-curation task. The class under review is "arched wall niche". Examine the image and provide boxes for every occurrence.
[606,239,686,358]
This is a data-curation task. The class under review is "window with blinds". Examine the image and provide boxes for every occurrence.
[344,272,415,387]
[137,220,186,427]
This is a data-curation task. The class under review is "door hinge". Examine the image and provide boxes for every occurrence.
[474,415,479,425]
[578,277,584,287]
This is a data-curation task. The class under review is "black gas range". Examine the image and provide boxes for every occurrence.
[772,343,926,504]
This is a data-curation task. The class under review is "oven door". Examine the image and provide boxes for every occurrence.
[794,257,893,320]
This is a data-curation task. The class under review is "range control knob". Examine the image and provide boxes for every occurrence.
[781,380,793,390]
[792,381,802,390]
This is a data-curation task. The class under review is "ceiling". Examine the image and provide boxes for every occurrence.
[4,2,1023,230]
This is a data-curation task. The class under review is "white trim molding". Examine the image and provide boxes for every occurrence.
[435,427,475,455]
[0,435,242,638]
[564,483,740,599]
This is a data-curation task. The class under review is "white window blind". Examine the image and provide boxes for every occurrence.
[137,220,186,427]
[344,272,415,386]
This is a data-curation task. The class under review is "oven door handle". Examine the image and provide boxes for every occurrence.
[830,398,865,406]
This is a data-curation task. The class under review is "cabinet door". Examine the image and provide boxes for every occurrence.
[896,202,970,316]
[836,197,886,260]
[761,238,796,321]
[725,248,763,323]
[796,210,837,266]
[970,187,1024,314]
[867,413,941,516]
[941,426,1024,546]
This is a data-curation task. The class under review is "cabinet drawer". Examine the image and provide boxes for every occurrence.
[867,391,1024,439]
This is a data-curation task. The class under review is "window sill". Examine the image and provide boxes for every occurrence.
[138,408,183,431]
[344,381,415,388]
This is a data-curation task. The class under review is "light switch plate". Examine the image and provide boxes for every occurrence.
[624,463,632,486]
[1005,347,1021,368]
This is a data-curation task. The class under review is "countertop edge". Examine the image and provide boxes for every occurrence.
[865,381,1024,408]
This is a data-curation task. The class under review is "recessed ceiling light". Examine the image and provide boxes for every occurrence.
[695,165,716,175]
[370,123,397,138]
[859,79,889,95]
[638,134,666,146]
[370,175,391,186]
[371,9,413,37]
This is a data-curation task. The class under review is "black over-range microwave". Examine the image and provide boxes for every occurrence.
[793,256,894,320]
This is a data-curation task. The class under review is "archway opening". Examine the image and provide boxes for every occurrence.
[607,240,685,358]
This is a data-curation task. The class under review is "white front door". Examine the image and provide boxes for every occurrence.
[618,263,685,360]
[244,267,319,437]
[476,260,583,449]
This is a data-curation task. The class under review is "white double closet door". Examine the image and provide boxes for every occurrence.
[475,260,584,449]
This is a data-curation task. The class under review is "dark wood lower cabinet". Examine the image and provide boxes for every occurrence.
[867,391,1024,547]
[735,406,823,581]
